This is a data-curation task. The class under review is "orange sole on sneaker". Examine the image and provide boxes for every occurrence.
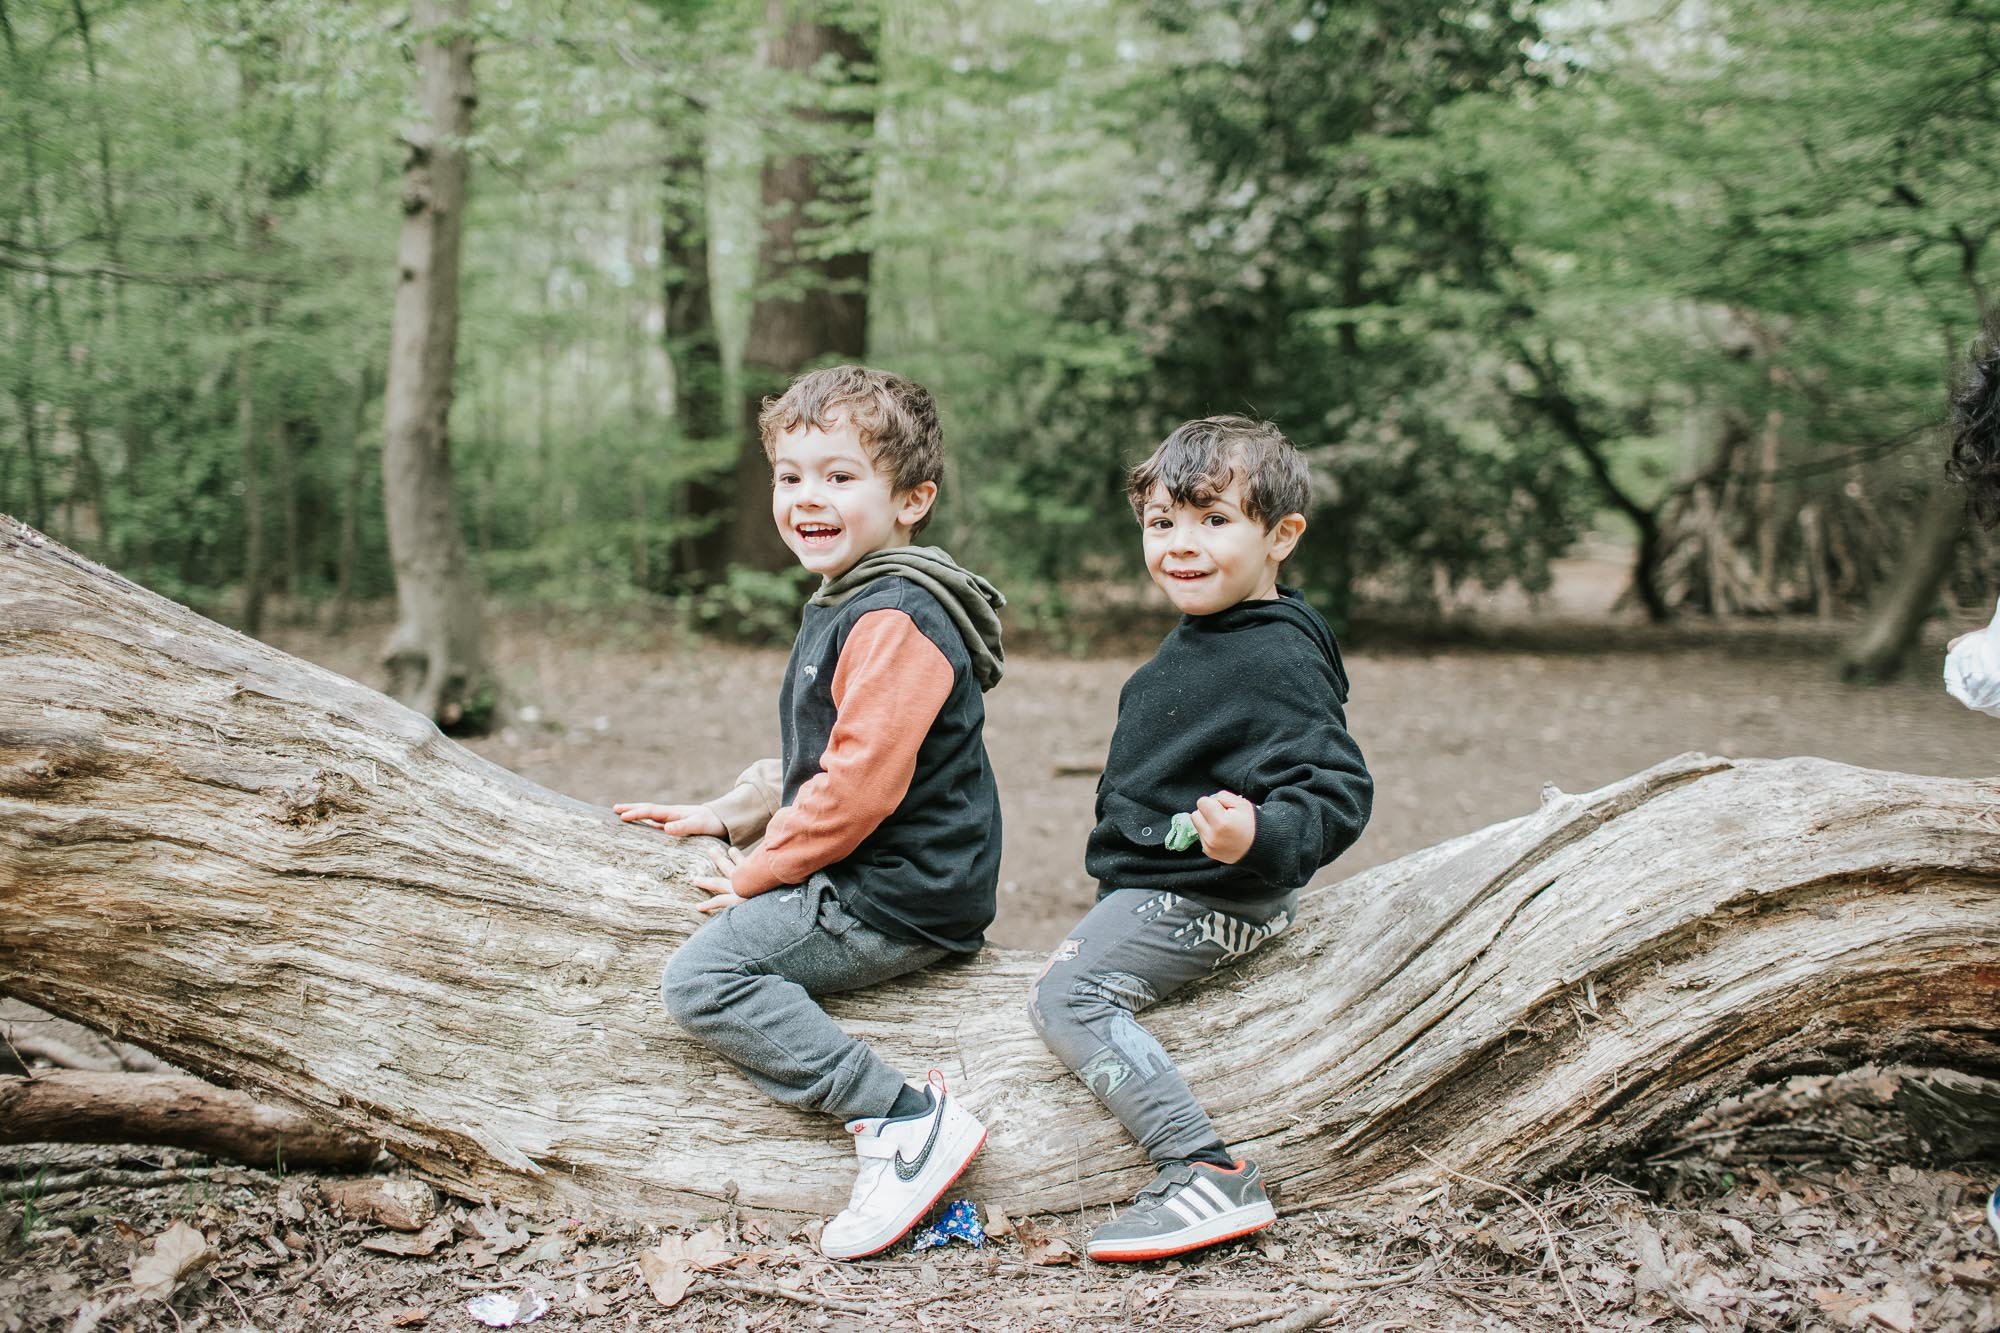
[1086,1210,1276,1263]
[827,1128,988,1261]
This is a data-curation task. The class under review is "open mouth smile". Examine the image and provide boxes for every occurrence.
[795,523,843,546]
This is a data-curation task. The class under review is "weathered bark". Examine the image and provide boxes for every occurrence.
[0,1071,378,1170]
[379,0,493,732]
[2,518,1995,1225]
[1838,469,1966,680]
[1896,1071,2000,1161]
[728,3,876,572]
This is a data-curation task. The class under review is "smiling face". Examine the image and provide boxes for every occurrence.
[1139,476,1306,617]
[769,416,938,579]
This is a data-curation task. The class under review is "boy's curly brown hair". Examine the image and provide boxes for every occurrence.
[758,365,944,510]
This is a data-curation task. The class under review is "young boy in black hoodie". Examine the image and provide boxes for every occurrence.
[1029,416,1373,1262]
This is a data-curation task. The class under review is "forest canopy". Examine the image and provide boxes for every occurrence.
[2,0,1993,652]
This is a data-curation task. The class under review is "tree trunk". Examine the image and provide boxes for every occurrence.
[1838,469,1966,680]
[0,1071,378,1171]
[329,366,375,632]
[237,45,270,635]
[660,104,731,584]
[379,0,494,733]
[4,520,1995,1223]
[729,4,876,572]
[1,0,49,535]
[1513,342,1671,622]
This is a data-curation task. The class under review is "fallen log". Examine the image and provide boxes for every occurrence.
[2,517,1996,1223]
[0,1070,378,1170]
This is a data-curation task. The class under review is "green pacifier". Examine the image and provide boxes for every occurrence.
[1164,812,1199,852]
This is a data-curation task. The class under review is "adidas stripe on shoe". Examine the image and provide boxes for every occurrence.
[820,1069,987,1261]
[1085,1158,1276,1262]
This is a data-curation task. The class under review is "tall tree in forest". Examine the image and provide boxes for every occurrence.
[659,94,730,581]
[726,0,877,572]
[235,22,273,634]
[1,0,51,534]
[380,0,494,731]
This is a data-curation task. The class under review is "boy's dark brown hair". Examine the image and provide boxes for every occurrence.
[1127,415,1310,530]
[758,365,944,506]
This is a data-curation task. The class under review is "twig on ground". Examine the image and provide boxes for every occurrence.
[1306,1258,1435,1293]
[709,1274,882,1314]
[1415,1149,1589,1331]
[1239,1300,1346,1332]
[211,1272,253,1327]
[2,1166,247,1200]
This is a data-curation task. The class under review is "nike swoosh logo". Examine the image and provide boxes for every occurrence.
[893,1106,944,1182]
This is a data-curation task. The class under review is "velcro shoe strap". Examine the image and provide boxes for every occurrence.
[853,1132,903,1160]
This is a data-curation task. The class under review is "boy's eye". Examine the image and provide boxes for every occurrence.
[827,472,854,484]
[776,473,800,485]
[1204,513,1228,526]
[1147,517,1172,530]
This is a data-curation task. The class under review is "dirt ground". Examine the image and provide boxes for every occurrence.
[3,1071,1994,1330]
[3,590,1995,1330]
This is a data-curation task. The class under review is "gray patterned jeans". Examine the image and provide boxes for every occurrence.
[1027,888,1296,1164]
[661,874,947,1123]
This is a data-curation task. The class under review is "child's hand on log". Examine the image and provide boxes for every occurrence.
[1191,790,1256,864]
[613,801,725,838]
[690,843,747,914]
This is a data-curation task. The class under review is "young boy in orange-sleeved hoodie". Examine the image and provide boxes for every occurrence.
[614,366,1004,1260]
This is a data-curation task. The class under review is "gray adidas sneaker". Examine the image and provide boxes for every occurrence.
[1086,1159,1276,1262]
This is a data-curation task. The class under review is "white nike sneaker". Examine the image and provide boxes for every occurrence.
[820,1069,986,1261]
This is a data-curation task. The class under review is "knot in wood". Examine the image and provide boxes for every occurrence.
[271,771,367,827]
[0,729,109,797]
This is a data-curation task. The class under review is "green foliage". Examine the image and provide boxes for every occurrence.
[5,0,1993,633]
[954,0,1586,611]
[681,565,818,644]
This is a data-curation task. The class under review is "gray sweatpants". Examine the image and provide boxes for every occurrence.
[1028,888,1295,1164]
[660,874,947,1123]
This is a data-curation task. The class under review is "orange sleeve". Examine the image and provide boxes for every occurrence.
[730,609,955,897]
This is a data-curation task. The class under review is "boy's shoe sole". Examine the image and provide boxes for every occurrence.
[1085,1159,1277,1263]
[820,1098,987,1261]
[1085,1198,1275,1262]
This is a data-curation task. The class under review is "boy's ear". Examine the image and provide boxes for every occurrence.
[1270,512,1306,562]
[896,480,939,531]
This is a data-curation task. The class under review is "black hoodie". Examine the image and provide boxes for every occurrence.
[1085,588,1373,905]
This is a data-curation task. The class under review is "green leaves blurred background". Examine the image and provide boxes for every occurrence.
[3,0,1994,662]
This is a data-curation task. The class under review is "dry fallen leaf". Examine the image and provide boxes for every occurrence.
[983,1206,1014,1239]
[385,1306,430,1327]
[1016,1221,1078,1268]
[126,1221,217,1303]
[638,1228,731,1308]
[510,1231,571,1269]
[361,1216,454,1258]
[1854,1284,1915,1333]
[469,1206,531,1254]
[572,1275,610,1319]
